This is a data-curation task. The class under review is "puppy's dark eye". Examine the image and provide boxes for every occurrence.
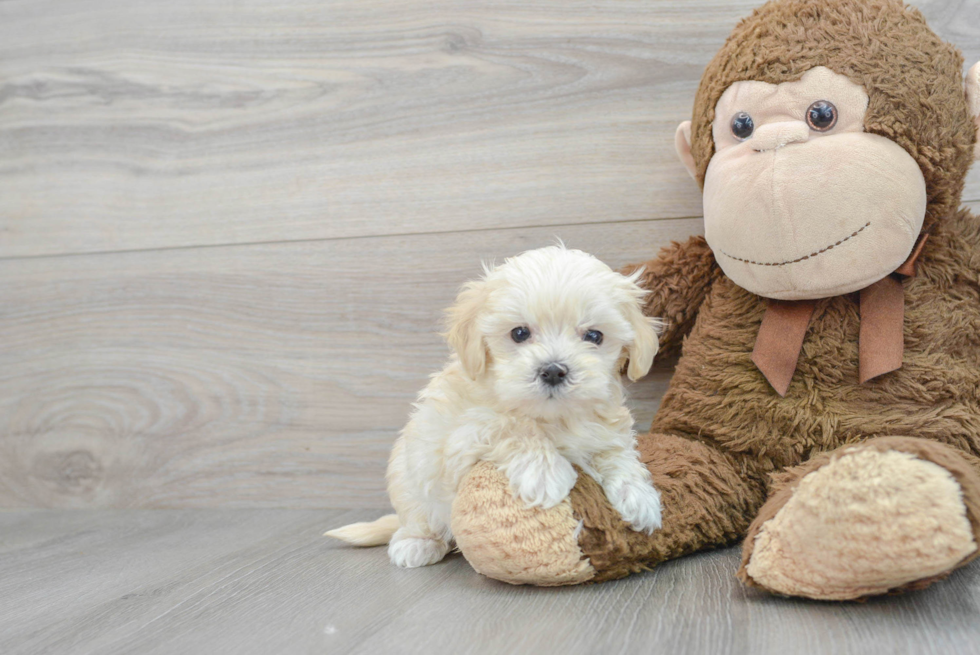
[583,330,603,345]
[511,326,531,343]
[731,112,754,140]
[806,100,837,131]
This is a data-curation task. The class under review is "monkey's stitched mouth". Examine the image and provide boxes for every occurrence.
[719,221,870,267]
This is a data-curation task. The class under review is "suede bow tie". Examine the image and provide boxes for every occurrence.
[751,233,930,396]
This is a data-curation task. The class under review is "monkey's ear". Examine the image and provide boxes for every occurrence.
[967,62,980,160]
[445,278,491,380]
[674,121,698,180]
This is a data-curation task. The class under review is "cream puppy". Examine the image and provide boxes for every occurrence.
[326,246,663,568]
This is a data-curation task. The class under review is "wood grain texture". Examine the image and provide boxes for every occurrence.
[1,508,979,655]
[0,218,697,509]
[1,1,979,510]
[0,0,977,258]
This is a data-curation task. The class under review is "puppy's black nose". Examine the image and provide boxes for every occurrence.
[539,363,568,387]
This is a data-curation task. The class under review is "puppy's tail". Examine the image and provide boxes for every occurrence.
[324,514,400,547]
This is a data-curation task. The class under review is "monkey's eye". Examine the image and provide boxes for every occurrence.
[730,112,754,140]
[583,330,603,345]
[806,100,838,131]
[511,326,531,343]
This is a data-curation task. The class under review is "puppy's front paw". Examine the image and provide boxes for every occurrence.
[504,452,577,509]
[607,479,662,534]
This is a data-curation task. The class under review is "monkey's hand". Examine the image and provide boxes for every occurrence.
[620,235,720,359]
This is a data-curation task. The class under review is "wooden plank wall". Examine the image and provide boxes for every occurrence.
[1,0,978,508]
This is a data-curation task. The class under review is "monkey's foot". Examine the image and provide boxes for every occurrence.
[451,462,596,586]
[740,438,980,600]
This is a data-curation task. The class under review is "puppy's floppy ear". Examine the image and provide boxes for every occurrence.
[621,270,661,382]
[445,277,491,380]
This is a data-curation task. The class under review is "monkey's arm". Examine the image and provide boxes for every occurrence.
[621,235,721,359]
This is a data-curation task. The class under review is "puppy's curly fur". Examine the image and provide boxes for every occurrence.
[326,246,664,567]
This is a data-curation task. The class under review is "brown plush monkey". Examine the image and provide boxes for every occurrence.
[448,0,980,600]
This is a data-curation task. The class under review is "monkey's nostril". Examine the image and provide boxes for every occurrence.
[539,363,569,387]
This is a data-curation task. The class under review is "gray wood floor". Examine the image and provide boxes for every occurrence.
[2,509,979,655]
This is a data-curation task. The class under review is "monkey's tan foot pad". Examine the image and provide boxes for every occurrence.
[451,461,595,586]
[740,447,978,600]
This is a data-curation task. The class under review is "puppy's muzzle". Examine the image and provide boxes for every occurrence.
[539,363,569,387]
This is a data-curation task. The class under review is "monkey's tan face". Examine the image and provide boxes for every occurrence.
[702,67,927,300]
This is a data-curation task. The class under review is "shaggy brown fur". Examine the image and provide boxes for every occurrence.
[450,0,980,598]
[574,208,980,585]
